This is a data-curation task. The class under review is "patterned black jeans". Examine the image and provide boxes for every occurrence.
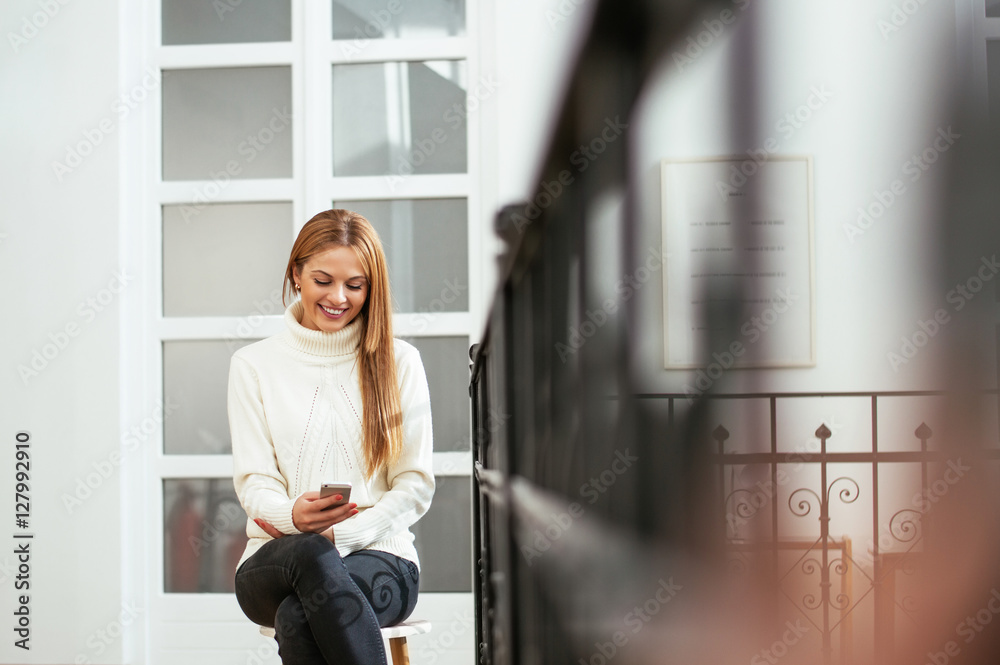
[235,533,419,665]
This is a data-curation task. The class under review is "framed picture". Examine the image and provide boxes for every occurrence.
[660,155,815,369]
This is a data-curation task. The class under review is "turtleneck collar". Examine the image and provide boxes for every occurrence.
[283,300,363,357]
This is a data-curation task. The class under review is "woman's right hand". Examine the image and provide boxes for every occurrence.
[291,491,358,533]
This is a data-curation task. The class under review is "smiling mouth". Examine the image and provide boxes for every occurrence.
[320,304,347,317]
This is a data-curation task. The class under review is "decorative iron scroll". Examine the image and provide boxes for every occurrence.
[716,416,950,665]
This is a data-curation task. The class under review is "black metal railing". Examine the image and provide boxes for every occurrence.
[468,0,1000,662]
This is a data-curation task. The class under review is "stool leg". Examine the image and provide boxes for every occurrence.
[388,636,409,665]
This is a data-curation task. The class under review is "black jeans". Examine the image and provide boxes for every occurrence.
[235,533,419,665]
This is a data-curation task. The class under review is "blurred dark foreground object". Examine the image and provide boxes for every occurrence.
[470,0,1000,664]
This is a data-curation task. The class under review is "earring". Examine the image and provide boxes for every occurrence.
[295,283,300,290]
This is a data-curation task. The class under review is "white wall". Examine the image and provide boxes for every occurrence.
[0,0,127,662]
[492,0,596,206]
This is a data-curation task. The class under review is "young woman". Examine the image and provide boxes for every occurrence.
[229,209,435,665]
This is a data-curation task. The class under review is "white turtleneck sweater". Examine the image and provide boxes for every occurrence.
[228,300,435,571]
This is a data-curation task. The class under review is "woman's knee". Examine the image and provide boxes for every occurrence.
[277,533,341,574]
[281,534,351,598]
[291,532,338,557]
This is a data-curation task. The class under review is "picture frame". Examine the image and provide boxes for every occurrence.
[660,155,816,369]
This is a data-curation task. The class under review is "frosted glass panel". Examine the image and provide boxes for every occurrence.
[164,339,257,454]
[410,475,471,591]
[163,0,290,45]
[332,199,468,313]
[162,67,292,180]
[332,61,467,176]
[162,202,292,317]
[403,336,470,451]
[164,479,248,593]
[332,0,465,40]
[989,0,1000,18]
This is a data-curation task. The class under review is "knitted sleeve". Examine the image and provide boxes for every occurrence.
[229,353,303,536]
[331,344,436,554]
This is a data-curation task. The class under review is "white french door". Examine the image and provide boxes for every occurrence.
[123,1,484,663]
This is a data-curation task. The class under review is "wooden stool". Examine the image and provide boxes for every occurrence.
[259,619,431,665]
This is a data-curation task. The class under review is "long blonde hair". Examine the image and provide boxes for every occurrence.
[283,209,402,478]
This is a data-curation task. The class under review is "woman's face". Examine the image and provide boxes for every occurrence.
[293,246,370,333]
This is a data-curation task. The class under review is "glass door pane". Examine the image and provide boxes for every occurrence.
[332,0,466,39]
[162,202,293,317]
[332,61,467,176]
[162,0,292,45]
[404,336,471,451]
[164,478,247,592]
[411,475,471,591]
[162,66,293,180]
[164,339,256,454]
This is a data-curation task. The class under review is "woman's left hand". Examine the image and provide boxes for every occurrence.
[254,518,336,544]
[253,518,284,539]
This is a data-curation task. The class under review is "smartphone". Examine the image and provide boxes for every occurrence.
[319,482,352,508]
